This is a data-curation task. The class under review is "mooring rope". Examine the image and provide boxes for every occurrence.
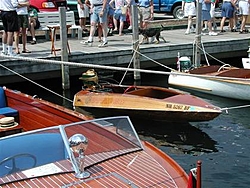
[1,49,250,111]
[0,63,73,103]
[119,40,140,85]
[221,104,250,113]
[0,53,246,81]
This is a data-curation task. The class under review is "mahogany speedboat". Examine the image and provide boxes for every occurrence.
[73,70,221,122]
[0,86,199,187]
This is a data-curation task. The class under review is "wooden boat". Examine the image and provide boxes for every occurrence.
[73,70,221,122]
[168,63,250,101]
[0,86,198,187]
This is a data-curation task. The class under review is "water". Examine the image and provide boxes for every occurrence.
[4,65,250,188]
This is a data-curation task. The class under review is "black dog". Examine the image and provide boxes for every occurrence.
[139,25,167,44]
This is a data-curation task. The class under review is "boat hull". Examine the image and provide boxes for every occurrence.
[75,106,219,122]
[73,86,221,122]
[168,68,250,101]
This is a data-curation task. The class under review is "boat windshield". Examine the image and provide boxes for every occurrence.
[0,116,143,183]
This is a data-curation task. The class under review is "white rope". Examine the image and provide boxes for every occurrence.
[1,48,250,112]
[119,40,140,85]
[0,63,73,103]
[1,51,250,81]
[0,54,173,75]
[195,44,227,65]
[201,41,210,66]
[221,104,250,113]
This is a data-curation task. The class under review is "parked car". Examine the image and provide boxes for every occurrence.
[30,0,67,12]
[153,0,183,19]
[154,0,222,19]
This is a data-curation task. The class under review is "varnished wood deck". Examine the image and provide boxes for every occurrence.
[0,143,187,187]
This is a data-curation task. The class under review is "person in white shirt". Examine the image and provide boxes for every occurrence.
[0,0,19,56]
[81,0,109,47]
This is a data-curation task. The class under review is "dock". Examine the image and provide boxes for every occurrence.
[0,26,250,84]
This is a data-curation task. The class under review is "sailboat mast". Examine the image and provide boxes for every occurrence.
[195,1,202,68]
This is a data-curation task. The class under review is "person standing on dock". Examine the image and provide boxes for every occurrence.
[200,0,218,36]
[137,0,154,29]
[15,0,31,54]
[0,0,19,56]
[81,0,109,47]
[238,0,250,34]
[182,0,196,35]
[219,0,238,33]
[77,0,90,32]
[126,0,136,30]
[109,0,127,36]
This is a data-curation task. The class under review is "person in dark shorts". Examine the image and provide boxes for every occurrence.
[0,0,19,56]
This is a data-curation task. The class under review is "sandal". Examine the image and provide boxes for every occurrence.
[220,30,226,33]
[231,29,237,32]
[22,50,31,53]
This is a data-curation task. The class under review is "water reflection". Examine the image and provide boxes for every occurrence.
[131,118,218,155]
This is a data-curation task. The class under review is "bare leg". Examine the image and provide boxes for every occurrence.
[187,15,192,31]
[14,31,20,54]
[21,28,28,51]
[7,31,15,55]
[98,24,102,41]
[240,15,247,31]
[220,17,226,31]
[119,21,124,35]
[1,31,8,53]
[88,21,97,41]
[30,23,35,39]
[113,17,118,31]
[101,22,108,42]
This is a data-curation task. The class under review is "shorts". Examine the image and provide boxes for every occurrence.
[239,1,250,16]
[77,4,89,18]
[184,2,196,17]
[138,7,150,21]
[1,11,19,32]
[18,15,29,28]
[221,2,234,18]
[107,4,114,16]
[202,10,211,21]
[114,9,126,22]
[90,6,108,24]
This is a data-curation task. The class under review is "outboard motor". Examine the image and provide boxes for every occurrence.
[179,56,192,72]
[79,69,99,90]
